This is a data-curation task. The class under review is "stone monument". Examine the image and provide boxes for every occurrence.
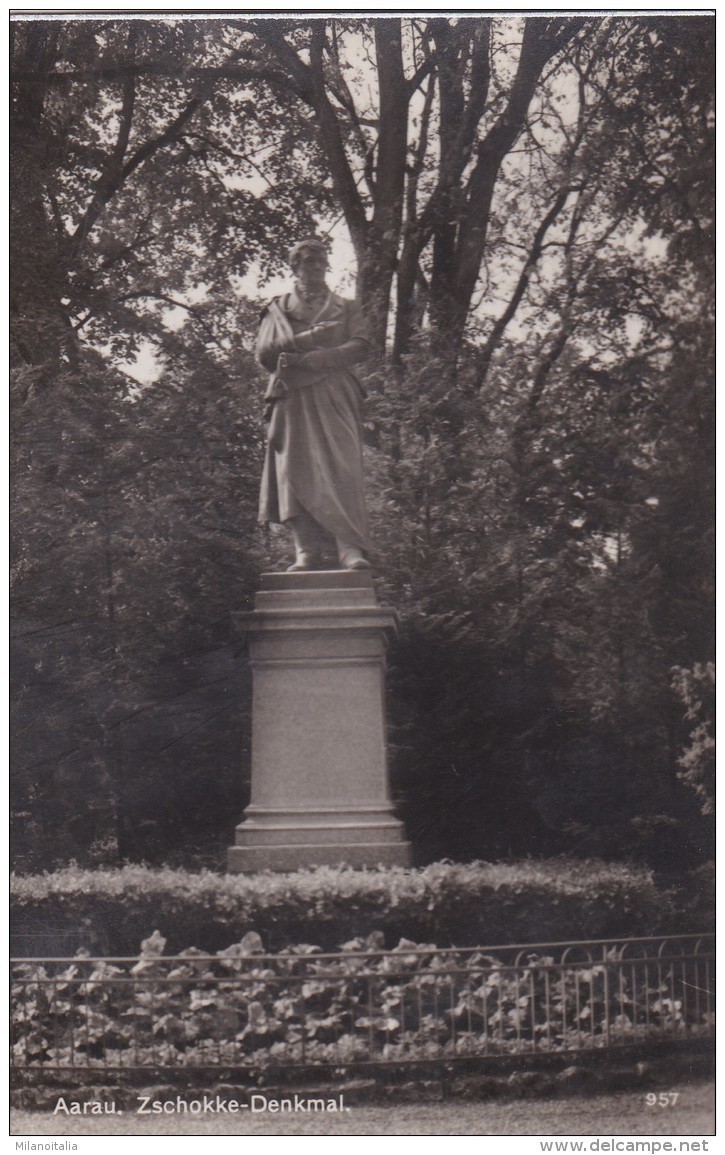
[227,569,411,871]
[228,237,411,871]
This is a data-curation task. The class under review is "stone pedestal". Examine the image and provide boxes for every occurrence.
[227,570,411,872]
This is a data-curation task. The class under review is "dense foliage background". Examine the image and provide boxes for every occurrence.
[11,15,713,877]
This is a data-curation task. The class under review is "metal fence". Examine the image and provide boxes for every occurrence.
[11,934,714,1072]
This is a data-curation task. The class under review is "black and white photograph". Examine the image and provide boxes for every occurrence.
[10,8,715,1148]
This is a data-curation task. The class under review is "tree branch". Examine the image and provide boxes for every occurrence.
[305,23,368,253]
[442,18,588,340]
[472,185,576,391]
[70,89,202,258]
[120,291,217,340]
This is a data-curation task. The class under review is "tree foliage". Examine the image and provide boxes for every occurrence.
[672,663,715,817]
[11,14,713,875]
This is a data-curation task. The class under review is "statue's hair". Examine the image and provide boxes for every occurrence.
[288,237,329,267]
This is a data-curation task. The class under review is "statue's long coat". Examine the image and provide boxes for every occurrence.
[256,288,371,552]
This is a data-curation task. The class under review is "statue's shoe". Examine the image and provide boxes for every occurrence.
[339,549,372,571]
[287,552,321,572]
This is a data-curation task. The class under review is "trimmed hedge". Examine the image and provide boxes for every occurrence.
[11,858,676,956]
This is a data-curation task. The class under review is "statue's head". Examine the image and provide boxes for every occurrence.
[289,238,329,288]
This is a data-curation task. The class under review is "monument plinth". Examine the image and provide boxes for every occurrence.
[227,570,411,872]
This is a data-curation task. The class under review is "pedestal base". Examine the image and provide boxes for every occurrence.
[228,843,411,872]
[227,571,411,873]
[229,802,410,871]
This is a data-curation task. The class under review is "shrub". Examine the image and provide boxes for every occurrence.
[11,858,676,957]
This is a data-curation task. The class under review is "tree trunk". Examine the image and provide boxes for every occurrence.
[354,21,408,351]
[10,23,71,369]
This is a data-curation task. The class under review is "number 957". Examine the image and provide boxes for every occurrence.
[646,1092,679,1107]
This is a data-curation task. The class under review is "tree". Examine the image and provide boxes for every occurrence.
[11,298,266,867]
[11,17,333,368]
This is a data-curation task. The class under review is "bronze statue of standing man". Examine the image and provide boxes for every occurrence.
[256,239,372,572]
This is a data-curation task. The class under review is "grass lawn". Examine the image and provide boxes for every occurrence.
[11,1080,714,1136]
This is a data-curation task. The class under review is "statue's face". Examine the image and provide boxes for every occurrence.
[294,248,329,291]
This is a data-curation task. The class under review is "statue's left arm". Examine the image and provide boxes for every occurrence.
[287,299,372,375]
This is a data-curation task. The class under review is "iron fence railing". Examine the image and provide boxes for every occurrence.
[11,934,714,1072]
